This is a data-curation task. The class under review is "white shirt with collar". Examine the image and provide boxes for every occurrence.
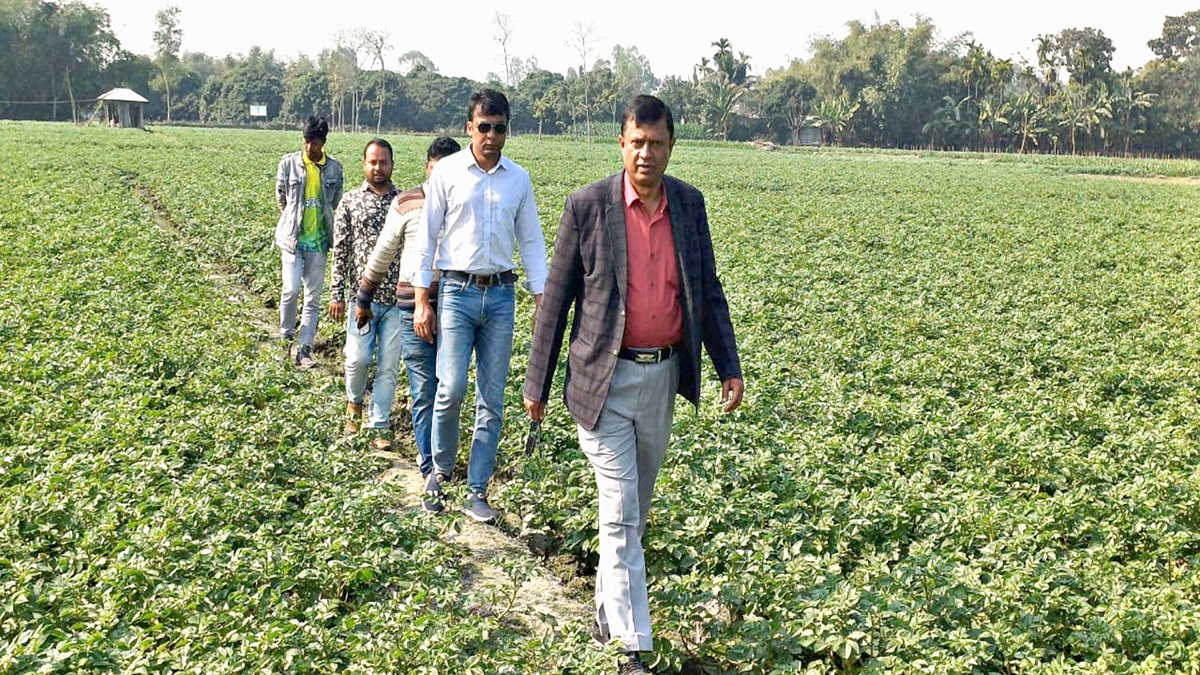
[412,146,547,295]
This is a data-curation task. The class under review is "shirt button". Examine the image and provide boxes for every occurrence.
[611,349,619,356]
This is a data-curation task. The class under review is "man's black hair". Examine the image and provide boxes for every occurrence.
[427,135,461,161]
[363,137,393,160]
[621,95,674,140]
[303,115,329,142]
[468,89,510,122]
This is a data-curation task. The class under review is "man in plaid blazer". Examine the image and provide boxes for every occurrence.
[523,95,744,675]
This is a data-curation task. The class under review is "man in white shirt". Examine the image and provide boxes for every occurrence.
[412,89,547,523]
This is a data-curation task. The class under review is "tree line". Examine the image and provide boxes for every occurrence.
[5,0,1200,156]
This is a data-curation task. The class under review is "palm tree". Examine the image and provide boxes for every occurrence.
[991,58,1014,101]
[710,40,737,80]
[694,38,753,140]
[963,42,990,105]
[699,76,744,140]
[1034,35,1061,95]
[710,39,752,86]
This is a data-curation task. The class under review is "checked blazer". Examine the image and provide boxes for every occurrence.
[523,172,742,431]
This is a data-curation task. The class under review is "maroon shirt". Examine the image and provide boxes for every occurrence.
[622,172,683,349]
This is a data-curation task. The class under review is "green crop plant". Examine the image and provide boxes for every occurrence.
[2,121,1198,673]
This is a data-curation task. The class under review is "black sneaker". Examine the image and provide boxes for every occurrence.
[618,652,650,675]
[463,492,497,524]
[296,345,317,369]
[591,619,611,646]
[422,472,446,514]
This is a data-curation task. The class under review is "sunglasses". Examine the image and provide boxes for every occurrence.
[474,122,508,135]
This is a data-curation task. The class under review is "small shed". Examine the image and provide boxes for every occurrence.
[798,126,823,147]
[798,115,824,147]
[97,87,148,128]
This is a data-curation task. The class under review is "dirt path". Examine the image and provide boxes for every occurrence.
[131,178,279,342]
[1082,173,1200,186]
[133,176,591,638]
[372,448,589,631]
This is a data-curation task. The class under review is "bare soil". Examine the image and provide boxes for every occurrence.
[1083,173,1200,185]
[373,449,591,632]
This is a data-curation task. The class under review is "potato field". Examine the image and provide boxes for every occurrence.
[2,122,1199,674]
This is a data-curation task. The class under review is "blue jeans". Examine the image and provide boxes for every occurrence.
[280,249,326,347]
[398,305,437,477]
[343,302,404,429]
[431,279,515,494]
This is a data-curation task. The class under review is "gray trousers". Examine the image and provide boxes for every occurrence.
[280,249,327,348]
[577,354,679,653]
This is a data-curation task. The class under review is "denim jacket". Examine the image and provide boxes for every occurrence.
[274,150,344,253]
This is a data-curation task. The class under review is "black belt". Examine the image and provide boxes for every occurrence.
[443,270,517,287]
[618,345,677,364]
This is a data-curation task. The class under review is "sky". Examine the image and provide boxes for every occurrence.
[97,1,1197,81]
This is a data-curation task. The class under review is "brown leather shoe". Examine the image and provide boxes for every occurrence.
[369,436,393,451]
[344,403,363,435]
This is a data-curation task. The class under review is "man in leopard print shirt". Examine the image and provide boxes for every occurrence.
[328,138,402,448]
[355,135,461,485]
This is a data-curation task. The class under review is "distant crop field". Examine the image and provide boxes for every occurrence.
[3,121,1199,674]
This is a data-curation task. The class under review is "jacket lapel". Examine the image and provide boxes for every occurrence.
[606,173,628,306]
[664,176,694,296]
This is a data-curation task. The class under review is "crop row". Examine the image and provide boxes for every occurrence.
[4,121,1200,673]
[0,123,612,673]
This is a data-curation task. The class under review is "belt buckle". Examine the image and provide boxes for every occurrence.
[634,351,657,364]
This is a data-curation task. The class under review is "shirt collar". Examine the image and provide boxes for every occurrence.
[467,145,510,174]
[358,180,398,196]
[622,171,667,211]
